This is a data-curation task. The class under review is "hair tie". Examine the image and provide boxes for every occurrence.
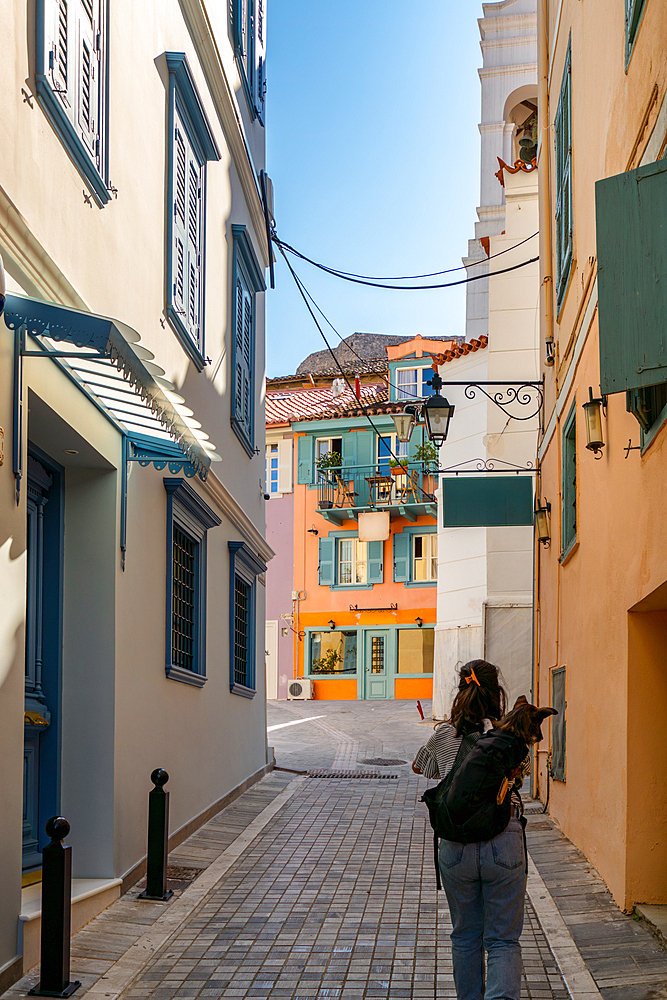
[465,668,481,688]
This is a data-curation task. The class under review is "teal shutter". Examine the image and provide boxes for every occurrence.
[254,0,266,122]
[173,110,203,348]
[318,536,335,586]
[297,436,314,484]
[233,261,253,440]
[393,532,411,583]
[596,157,667,394]
[354,430,375,469]
[367,540,383,583]
[561,407,577,550]
[555,44,572,308]
[76,0,100,157]
[342,432,357,468]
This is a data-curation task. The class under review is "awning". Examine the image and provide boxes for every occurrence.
[4,293,220,478]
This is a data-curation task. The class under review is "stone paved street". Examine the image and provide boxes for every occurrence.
[4,700,667,1000]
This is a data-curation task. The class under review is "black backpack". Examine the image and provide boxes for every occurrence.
[421,728,528,888]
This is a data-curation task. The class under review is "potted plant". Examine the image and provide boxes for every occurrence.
[316,451,343,473]
[317,451,342,508]
[413,441,438,468]
[388,457,409,477]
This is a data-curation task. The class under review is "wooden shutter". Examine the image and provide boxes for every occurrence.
[277,439,292,493]
[554,49,572,304]
[43,0,69,94]
[318,537,335,586]
[596,157,667,394]
[367,540,384,584]
[76,0,100,156]
[254,0,266,121]
[393,532,411,583]
[354,430,375,470]
[233,262,253,439]
[297,436,314,484]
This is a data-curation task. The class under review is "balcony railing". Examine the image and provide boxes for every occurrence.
[316,463,437,523]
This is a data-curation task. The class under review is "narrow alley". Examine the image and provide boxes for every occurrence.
[4,703,666,1000]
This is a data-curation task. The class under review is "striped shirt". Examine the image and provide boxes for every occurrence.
[414,720,493,780]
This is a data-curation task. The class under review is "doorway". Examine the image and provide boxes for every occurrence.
[265,620,279,700]
[361,630,394,699]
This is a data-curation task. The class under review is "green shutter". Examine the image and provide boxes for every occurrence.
[555,44,572,308]
[561,407,577,551]
[442,477,534,527]
[318,536,335,586]
[297,436,314,484]
[354,430,375,469]
[596,157,667,395]
[342,431,357,468]
[367,540,383,583]
[393,531,411,582]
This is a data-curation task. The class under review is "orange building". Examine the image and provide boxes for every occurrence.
[266,333,455,700]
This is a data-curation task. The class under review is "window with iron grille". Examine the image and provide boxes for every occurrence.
[551,667,566,781]
[231,226,265,456]
[164,478,221,688]
[229,541,267,697]
[625,0,647,67]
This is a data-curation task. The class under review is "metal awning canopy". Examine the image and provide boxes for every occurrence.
[4,293,220,566]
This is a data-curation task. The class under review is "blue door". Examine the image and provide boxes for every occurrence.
[23,454,61,871]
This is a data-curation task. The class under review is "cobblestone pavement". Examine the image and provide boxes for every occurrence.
[6,700,666,1000]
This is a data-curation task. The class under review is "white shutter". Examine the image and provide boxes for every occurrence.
[277,439,292,494]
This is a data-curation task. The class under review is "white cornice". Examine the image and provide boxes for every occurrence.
[178,0,270,267]
[0,185,87,307]
[200,469,275,565]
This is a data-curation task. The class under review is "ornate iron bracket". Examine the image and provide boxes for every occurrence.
[349,604,398,612]
[438,380,544,421]
[436,458,535,476]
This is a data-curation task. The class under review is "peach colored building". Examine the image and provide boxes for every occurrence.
[535,0,667,910]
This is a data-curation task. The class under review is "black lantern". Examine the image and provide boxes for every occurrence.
[582,386,605,458]
[328,620,336,630]
[535,499,551,546]
[423,392,455,446]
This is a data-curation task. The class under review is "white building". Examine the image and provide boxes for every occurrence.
[433,0,540,719]
[0,0,272,987]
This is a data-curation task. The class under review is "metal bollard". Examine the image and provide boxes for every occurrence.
[28,817,81,998]
[138,769,173,901]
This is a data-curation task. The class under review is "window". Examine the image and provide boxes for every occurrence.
[266,444,279,494]
[316,437,343,465]
[561,404,577,555]
[627,382,667,447]
[378,435,408,471]
[164,478,221,687]
[229,541,267,696]
[555,43,573,310]
[393,528,437,585]
[551,666,566,780]
[397,628,434,674]
[318,533,383,588]
[232,0,266,123]
[165,54,220,370]
[265,440,292,495]
[625,0,647,66]
[231,225,265,455]
[413,533,438,582]
[35,0,109,204]
[339,538,368,585]
[310,630,358,674]
[396,367,435,401]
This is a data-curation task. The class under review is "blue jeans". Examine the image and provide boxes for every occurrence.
[439,817,526,1000]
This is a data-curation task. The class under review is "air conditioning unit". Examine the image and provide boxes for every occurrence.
[288,678,313,700]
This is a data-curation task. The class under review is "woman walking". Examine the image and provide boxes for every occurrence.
[412,659,526,1000]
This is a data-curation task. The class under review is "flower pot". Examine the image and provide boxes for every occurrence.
[390,465,408,477]
[318,500,334,510]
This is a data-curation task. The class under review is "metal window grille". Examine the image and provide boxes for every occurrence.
[552,667,566,780]
[370,636,385,674]
[234,574,250,686]
[172,526,197,671]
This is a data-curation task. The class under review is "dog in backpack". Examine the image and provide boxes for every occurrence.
[496,695,557,746]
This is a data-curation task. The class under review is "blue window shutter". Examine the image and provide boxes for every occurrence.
[76,0,100,158]
[318,536,335,586]
[355,430,375,469]
[233,263,253,441]
[342,432,357,468]
[297,436,314,484]
[367,540,384,584]
[173,110,203,347]
[254,0,266,122]
[393,532,410,583]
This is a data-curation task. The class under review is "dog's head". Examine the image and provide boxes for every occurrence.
[497,696,557,745]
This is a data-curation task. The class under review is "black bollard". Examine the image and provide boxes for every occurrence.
[138,769,173,901]
[28,817,81,998]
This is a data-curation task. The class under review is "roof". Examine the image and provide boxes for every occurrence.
[430,336,488,364]
[292,388,409,423]
[266,381,387,426]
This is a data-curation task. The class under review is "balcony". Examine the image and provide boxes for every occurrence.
[316,463,438,525]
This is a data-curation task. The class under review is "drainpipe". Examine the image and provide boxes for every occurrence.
[534,0,552,803]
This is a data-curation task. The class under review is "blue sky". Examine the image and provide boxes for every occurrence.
[265,1,484,378]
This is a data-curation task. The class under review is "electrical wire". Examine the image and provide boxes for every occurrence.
[274,235,538,290]
[277,245,434,502]
[275,231,538,281]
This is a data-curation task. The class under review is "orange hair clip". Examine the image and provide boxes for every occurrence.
[465,668,481,688]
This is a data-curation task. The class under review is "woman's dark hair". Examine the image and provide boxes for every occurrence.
[449,659,507,736]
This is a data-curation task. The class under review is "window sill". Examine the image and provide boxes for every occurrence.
[328,583,374,591]
[230,681,256,699]
[559,537,579,566]
[231,417,256,458]
[403,580,437,588]
[166,305,207,372]
[166,664,207,688]
[35,75,110,206]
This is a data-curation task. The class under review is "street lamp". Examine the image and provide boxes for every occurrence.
[423,372,455,446]
[391,408,416,444]
[535,499,551,546]
[328,620,336,630]
[582,386,605,458]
